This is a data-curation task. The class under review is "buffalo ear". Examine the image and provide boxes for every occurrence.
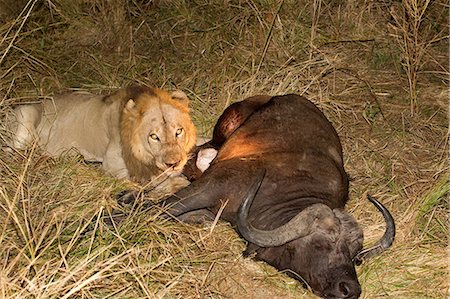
[171,90,190,108]
[333,209,363,258]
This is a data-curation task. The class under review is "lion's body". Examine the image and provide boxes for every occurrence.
[9,86,196,183]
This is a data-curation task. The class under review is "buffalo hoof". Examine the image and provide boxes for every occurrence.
[103,209,129,227]
[105,190,141,227]
[116,190,140,206]
[115,190,170,220]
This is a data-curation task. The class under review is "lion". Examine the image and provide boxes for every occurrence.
[7,86,197,184]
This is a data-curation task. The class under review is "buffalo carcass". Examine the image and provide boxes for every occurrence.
[118,94,395,299]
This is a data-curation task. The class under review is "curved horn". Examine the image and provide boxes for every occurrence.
[237,170,337,247]
[353,195,396,265]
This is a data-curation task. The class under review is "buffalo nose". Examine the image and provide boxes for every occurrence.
[338,280,361,298]
[339,281,351,297]
[326,279,361,299]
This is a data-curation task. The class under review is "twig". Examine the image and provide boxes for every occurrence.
[319,38,375,48]
[320,67,387,121]
[0,0,38,68]
[256,0,285,74]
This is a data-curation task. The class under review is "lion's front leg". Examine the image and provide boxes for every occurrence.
[10,104,42,150]
[103,140,129,179]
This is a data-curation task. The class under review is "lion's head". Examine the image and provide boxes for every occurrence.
[119,86,196,183]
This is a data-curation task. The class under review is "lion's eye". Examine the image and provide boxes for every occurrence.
[175,128,183,137]
[149,133,160,142]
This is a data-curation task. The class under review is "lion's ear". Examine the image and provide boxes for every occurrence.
[171,90,190,108]
[125,99,136,111]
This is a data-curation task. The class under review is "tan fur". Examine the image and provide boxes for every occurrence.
[8,86,197,183]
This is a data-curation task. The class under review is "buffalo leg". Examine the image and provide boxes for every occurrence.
[146,173,226,218]
[115,177,220,217]
[116,162,258,223]
[177,209,216,224]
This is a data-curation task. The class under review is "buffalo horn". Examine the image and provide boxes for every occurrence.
[237,170,337,247]
[353,195,395,265]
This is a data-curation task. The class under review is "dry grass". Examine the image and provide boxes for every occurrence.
[0,0,448,298]
[389,0,449,114]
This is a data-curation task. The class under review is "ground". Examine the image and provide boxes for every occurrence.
[0,1,448,298]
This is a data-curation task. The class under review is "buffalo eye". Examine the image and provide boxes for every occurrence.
[175,128,184,138]
[313,238,332,251]
[149,133,160,142]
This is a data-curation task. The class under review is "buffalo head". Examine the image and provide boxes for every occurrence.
[238,171,395,298]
